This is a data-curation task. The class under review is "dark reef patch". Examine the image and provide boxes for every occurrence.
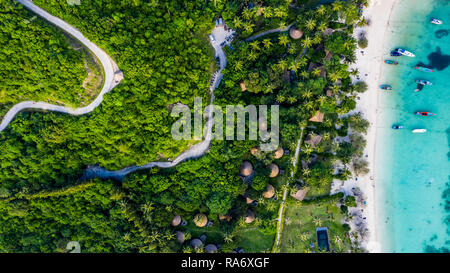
[422,47,450,71]
[435,29,449,39]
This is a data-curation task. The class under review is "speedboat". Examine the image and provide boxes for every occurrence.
[412,129,427,133]
[391,51,402,56]
[415,79,433,85]
[392,125,404,129]
[415,112,435,116]
[414,66,434,72]
[431,18,443,25]
[384,60,398,65]
[396,48,415,57]
[380,84,392,90]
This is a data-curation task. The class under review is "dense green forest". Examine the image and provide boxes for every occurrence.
[0,0,369,253]
[0,0,93,119]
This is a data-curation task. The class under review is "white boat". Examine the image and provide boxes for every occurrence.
[431,18,443,25]
[412,129,427,133]
[396,48,415,57]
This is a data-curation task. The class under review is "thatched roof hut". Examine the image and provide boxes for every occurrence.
[171,215,182,227]
[190,238,203,249]
[289,27,303,39]
[240,161,253,176]
[274,147,284,159]
[246,196,254,204]
[268,163,279,178]
[240,82,247,92]
[250,147,259,156]
[245,209,255,223]
[176,231,185,244]
[309,111,324,123]
[290,187,309,201]
[262,184,275,199]
[324,50,333,61]
[193,213,208,227]
[205,244,218,253]
[305,134,323,147]
[219,214,232,222]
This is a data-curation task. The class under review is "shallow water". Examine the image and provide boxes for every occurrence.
[375,0,450,252]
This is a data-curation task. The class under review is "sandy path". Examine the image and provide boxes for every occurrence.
[0,0,122,133]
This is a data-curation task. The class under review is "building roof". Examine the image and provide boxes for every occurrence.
[171,215,182,226]
[250,147,259,156]
[245,209,255,223]
[240,161,253,176]
[246,196,254,204]
[317,66,327,78]
[268,163,279,178]
[176,231,185,244]
[262,184,275,198]
[193,213,208,227]
[240,82,247,92]
[289,27,303,39]
[305,134,323,147]
[190,238,203,249]
[205,244,218,253]
[309,111,324,123]
[323,28,334,36]
[274,147,284,159]
[324,50,333,61]
[290,187,309,201]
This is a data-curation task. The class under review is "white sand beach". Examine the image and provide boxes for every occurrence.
[331,0,398,252]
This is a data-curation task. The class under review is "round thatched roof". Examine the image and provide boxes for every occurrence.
[245,209,255,223]
[190,238,203,249]
[193,213,208,227]
[171,215,181,226]
[246,196,254,204]
[289,27,303,39]
[205,244,217,253]
[219,214,232,222]
[268,163,279,178]
[250,147,259,156]
[240,161,253,176]
[274,148,284,159]
[176,231,185,244]
[262,184,275,199]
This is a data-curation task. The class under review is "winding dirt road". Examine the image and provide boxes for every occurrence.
[0,0,122,133]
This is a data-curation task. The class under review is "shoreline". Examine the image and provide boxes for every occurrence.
[332,0,398,253]
[354,0,398,253]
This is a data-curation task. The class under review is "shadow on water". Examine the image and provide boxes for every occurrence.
[418,47,450,71]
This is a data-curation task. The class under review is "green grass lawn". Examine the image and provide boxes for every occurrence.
[280,201,352,253]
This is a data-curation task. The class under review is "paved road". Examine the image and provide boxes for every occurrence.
[245,23,293,42]
[0,0,121,133]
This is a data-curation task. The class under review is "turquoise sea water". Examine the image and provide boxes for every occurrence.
[375,0,450,252]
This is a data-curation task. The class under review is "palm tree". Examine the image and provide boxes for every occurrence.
[289,61,300,73]
[242,9,253,20]
[223,232,234,243]
[357,18,367,28]
[328,72,340,82]
[317,5,327,16]
[248,51,258,61]
[305,19,316,31]
[312,34,322,45]
[262,39,272,49]
[332,1,343,13]
[263,7,273,18]
[301,36,313,48]
[278,34,289,46]
[333,235,343,246]
[277,59,288,70]
[298,233,309,242]
[312,68,321,77]
[235,61,243,71]
[249,41,260,51]
[233,17,243,29]
[141,202,154,215]
[287,96,297,104]
[313,217,322,227]
[303,144,314,155]
[343,40,353,50]
[299,70,309,79]
[301,89,313,99]
[323,132,331,141]
[317,95,327,105]
[244,22,254,33]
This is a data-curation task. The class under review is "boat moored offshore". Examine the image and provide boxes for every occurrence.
[414,66,434,72]
[415,112,435,117]
[415,79,433,86]
[431,18,443,25]
[396,48,415,57]
[392,125,404,129]
[384,60,399,65]
[380,84,392,90]
[412,129,427,133]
